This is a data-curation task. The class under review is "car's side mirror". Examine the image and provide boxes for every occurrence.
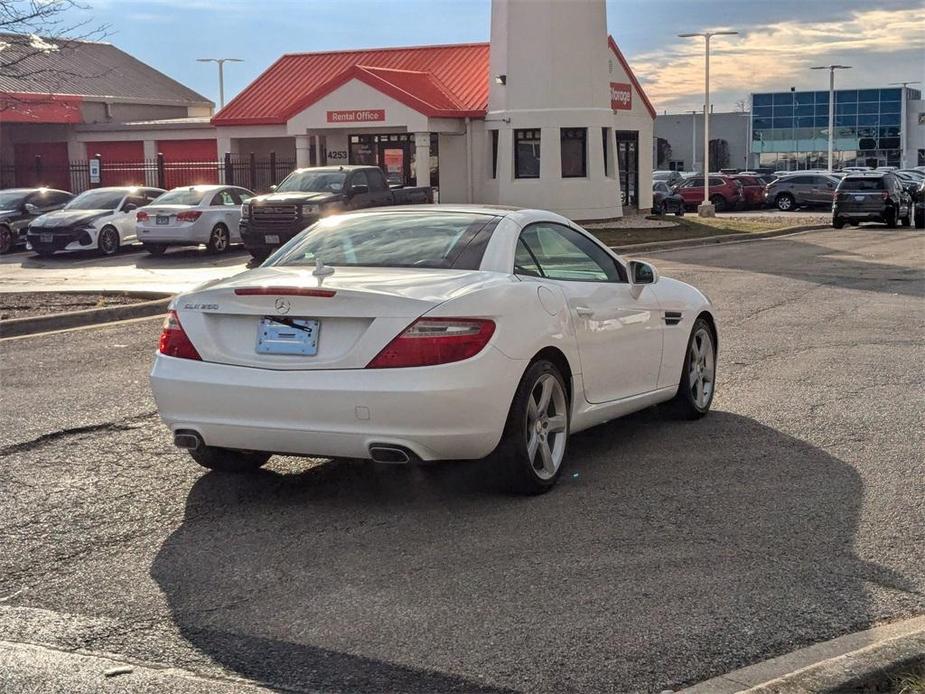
[24,202,39,214]
[629,260,659,286]
[270,185,277,192]
[351,184,369,195]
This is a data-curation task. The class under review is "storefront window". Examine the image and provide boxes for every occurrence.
[514,129,540,179]
[560,128,587,178]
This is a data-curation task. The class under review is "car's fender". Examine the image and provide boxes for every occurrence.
[652,277,716,390]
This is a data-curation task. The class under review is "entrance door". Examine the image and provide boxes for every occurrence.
[615,131,639,209]
[378,142,410,186]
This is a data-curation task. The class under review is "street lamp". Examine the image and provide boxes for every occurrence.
[678,31,739,217]
[810,65,851,173]
[196,57,243,109]
[889,81,921,168]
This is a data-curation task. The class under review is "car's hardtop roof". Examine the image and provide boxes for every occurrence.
[842,171,888,178]
[334,204,581,228]
[289,165,379,174]
[79,186,165,193]
[1,187,70,194]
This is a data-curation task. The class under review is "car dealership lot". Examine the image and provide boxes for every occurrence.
[1,228,923,692]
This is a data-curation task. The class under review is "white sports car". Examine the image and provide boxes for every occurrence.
[135,185,255,255]
[151,206,717,493]
[26,186,165,257]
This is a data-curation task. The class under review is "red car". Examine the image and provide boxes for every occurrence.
[730,175,766,208]
[675,175,743,212]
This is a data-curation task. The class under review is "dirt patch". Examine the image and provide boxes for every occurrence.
[0,293,151,321]
[588,215,826,246]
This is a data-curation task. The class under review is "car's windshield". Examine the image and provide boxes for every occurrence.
[652,172,673,180]
[0,191,28,209]
[276,171,347,194]
[840,178,884,191]
[268,212,492,269]
[153,188,209,206]
[65,190,125,210]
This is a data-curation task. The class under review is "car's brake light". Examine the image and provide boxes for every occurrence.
[234,287,336,297]
[177,210,202,222]
[136,211,149,222]
[366,318,495,368]
[158,310,201,360]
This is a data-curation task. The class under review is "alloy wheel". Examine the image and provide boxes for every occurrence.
[99,227,118,255]
[688,327,715,409]
[211,226,229,252]
[524,373,568,480]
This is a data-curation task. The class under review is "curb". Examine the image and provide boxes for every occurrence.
[610,224,829,254]
[0,291,173,338]
[679,615,925,694]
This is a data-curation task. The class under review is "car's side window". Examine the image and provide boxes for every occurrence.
[518,223,624,283]
[212,190,237,206]
[351,170,370,190]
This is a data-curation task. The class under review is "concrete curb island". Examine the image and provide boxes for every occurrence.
[611,223,830,255]
[0,291,173,338]
[679,615,925,694]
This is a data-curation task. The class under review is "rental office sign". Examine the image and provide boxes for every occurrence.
[326,109,386,123]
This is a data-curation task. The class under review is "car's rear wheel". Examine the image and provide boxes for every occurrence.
[188,443,271,473]
[206,223,230,254]
[0,225,13,254]
[98,225,120,256]
[884,206,897,228]
[669,318,716,419]
[494,360,569,495]
[710,195,726,212]
[144,243,167,256]
[915,209,925,229]
[901,208,911,227]
[776,193,795,211]
[833,216,845,229]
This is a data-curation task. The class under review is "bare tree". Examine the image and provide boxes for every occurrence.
[734,98,750,113]
[709,138,730,170]
[0,0,109,112]
[656,137,673,169]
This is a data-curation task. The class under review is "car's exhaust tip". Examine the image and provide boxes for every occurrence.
[174,430,203,450]
[368,444,415,464]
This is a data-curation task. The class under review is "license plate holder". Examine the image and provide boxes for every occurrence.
[256,317,320,355]
[156,215,170,225]
[40,233,53,243]
[265,234,280,244]
[853,195,864,202]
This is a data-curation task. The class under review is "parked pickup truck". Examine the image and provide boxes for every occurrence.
[239,165,433,258]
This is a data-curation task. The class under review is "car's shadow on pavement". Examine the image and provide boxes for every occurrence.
[151,410,908,692]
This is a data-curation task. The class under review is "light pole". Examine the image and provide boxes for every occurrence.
[889,81,921,168]
[196,57,243,109]
[678,30,739,216]
[689,109,698,172]
[810,64,851,173]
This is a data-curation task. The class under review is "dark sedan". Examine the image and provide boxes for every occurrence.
[652,181,684,216]
[0,188,74,254]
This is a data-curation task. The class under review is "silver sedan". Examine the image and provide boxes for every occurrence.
[136,185,254,255]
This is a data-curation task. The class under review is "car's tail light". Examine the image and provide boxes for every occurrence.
[177,210,202,222]
[136,211,149,222]
[366,318,495,369]
[158,310,201,360]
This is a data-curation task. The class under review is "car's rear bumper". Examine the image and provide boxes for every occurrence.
[833,205,887,220]
[150,346,524,461]
[138,223,206,244]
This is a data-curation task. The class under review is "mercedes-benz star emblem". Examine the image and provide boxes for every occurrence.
[274,297,291,314]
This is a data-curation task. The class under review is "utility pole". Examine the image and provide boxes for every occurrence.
[197,57,243,109]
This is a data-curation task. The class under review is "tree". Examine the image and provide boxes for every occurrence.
[734,98,750,113]
[709,138,730,170]
[0,1,108,112]
[655,137,672,169]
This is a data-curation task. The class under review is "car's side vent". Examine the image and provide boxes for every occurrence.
[664,311,683,326]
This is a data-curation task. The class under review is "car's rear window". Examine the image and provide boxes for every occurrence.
[267,211,497,270]
[840,178,884,191]
[153,189,209,206]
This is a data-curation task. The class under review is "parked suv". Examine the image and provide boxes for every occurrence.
[914,180,925,229]
[675,175,743,212]
[832,172,912,228]
[240,165,433,259]
[765,173,839,211]
[0,188,73,254]
[730,174,766,208]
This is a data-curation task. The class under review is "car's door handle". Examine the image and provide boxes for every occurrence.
[575,306,594,317]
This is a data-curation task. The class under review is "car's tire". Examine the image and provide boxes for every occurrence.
[97,225,120,256]
[143,243,167,256]
[675,202,685,216]
[493,359,570,495]
[248,248,270,262]
[668,317,717,420]
[884,206,897,228]
[652,201,664,216]
[776,193,795,211]
[206,223,230,254]
[0,225,13,254]
[710,195,727,212]
[901,210,911,227]
[833,216,845,229]
[915,209,925,229]
[187,443,271,473]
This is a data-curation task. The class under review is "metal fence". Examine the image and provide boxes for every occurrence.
[1,153,295,195]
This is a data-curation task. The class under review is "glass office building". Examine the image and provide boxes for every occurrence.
[751,87,919,170]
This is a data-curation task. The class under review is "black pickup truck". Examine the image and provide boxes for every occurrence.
[240,165,433,258]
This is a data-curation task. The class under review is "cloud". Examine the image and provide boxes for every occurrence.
[631,8,925,111]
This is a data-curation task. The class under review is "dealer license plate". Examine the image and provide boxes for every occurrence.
[256,317,320,355]
[156,215,170,225]
[40,233,53,243]
[854,195,864,201]
[265,234,280,244]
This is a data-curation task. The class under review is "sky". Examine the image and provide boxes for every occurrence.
[60,0,925,113]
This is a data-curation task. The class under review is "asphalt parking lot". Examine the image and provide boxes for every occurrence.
[1,227,923,692]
